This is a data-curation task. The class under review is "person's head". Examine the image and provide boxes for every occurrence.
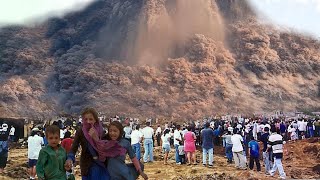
[64,131,71,139]
[45,125,60,149]
[187,126,192,131]
[30,129,38,136]
[264,127,269,132]
[107,121,124,141]
[176,124,181,130]
[233,128,238,134]
[205,122,210,128]
[81,107,99,126]
[164,129,170,135]
[135,124,140,130]
[146,121,151,127]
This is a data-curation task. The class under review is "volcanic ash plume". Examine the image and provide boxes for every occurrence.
[130,0,225,66]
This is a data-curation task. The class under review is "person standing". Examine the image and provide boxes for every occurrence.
[28,129,44,180]
[261,127,272,175]
[231,129,246,170]
[124,123,132,143]
[131,125,143,161]
[173,125,182,165]
[155,125,162,147]
[141,122,154,163]
[248,136,261,172]
[222,130,233,163]
[161,129,171,165]
[267,127,286,179]
[9,126,15,142]
[0,124,9,173]
[184,126,197,165]
[201,123,215,168]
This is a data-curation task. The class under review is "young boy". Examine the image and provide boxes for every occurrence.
[248,136,261,172]
[36,125,71,180]
[178,141,185,164]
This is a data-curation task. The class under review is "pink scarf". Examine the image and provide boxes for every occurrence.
[82,117,126,162]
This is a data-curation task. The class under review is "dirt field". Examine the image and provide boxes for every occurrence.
[1,138,319,180]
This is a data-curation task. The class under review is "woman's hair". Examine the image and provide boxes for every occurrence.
[45,125,60,136]
[107,121,124,140]
[163,129,170,135]
[30,130,37,136]
[81,107,99,122]
[187,126,192,131]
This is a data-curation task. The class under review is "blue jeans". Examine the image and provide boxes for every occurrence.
[202,148,213,165]
[308,127,314,138]
[269,157,286,179]
[263,152,272,174]
[225,144,233,161]
[132,143,141,161]
[174,144,181,163]
[82,162,110,180]
[143,139,153,162]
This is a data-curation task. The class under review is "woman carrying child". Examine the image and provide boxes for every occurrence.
[65,107,125,180]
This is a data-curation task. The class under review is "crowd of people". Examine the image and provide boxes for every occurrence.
[0,109,319,180]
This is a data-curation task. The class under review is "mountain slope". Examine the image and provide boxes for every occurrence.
[0,0,319,119]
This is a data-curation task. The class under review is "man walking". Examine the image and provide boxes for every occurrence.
[267,127,286,179]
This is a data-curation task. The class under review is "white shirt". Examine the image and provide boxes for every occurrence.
[60,129,65,139]
[268,133,284,154]
[142,126,154,139]
[231,134,243,152]
[131,130,143,145]
[124,126,132,139]
[173,130,182,145]
[9,127,15,136]
[181,129,188,137]
[155,127,162,135]
[210,122,215,129]
[258,124,265,133]
[298,121,307,131]
[28,135,44,159]
[161,133,171,146]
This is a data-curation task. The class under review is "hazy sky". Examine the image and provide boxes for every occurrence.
[249,0,320,37]
[0,0,319,38]
[0,0,94,25]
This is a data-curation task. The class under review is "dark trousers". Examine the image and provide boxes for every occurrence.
[156,134,161,146]
[249,156,261,171]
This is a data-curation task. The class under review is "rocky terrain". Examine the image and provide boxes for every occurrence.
[0,0,319,120]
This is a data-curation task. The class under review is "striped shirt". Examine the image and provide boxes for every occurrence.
[268,133,284,158]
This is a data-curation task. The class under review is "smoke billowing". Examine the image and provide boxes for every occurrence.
[0,0,319,119]
[129,0,225,66]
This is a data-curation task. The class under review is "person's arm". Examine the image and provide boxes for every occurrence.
[36,150,47,180]
[192,132,196,141]
[65,129,81,168]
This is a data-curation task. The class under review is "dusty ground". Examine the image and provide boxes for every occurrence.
[1,138,319,180]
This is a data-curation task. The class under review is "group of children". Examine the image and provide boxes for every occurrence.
[29,107,148,180]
